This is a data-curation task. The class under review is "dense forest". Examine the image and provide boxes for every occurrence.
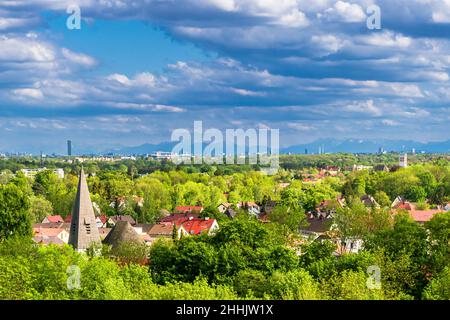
[0,155,449,300]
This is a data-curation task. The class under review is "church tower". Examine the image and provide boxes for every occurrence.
[68,167,100,251]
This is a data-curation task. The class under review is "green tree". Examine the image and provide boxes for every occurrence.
[374,191,391,208]
[233,269,268,298]
[0,184,31,240]
[29,195,54,223]
[423,266,450,300]
[268,269,320,300]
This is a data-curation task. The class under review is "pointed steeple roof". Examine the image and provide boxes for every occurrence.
[103,221,143,249]
[68,167,100,250]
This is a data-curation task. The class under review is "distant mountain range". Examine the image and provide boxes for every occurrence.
[103,139,450,155]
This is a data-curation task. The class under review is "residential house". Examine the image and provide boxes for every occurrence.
[65,214,107,228]
[409,210,443,224]
[174,206,204,214]
[217,202,238,219]
[391,196,407,209]
[33,226,70,244]
[236,201,261,216]
[134,223,155,234]
[374,165,390,172]
[148,222,176,239]
[96,214,108,228]
[108,215,136,226]
[332,236,364,255]
[299,212,335,240]
[392,198,444,224]
[33,222,70,232]
[325,166,340,176]
[160,213,199,223]
[178,217,219,236]
[224,207,237,219]
[42,215,64,224]
[98,228,112,240]
[360,195,380,208]
[21,168,65,179]
[352,165,373,171]
[149,217,220,240]
[299,212,363,255]
[217,202,232,214]
[109,195,144,211]
[315,197,346,217]
[444,203,450,211]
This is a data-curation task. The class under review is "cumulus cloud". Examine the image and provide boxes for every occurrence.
[320,1,366,22]
[1,0,450,149]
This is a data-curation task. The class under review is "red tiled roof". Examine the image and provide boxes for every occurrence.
[161,213,199,222]
[64,215,72,223]
[148,222,174,236]
[109,215,136,225]
[44,215,64,223]
[33,227,66,237]
[393,201,413,210]
[99,214,107,224]
[409,210,443,223]
[32,236,65,245]
[175,206,204,213]
[179,218,216,235]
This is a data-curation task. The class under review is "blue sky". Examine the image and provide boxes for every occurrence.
[0,0,450,153]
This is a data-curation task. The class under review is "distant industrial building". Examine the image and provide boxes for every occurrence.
[21,168,65,179]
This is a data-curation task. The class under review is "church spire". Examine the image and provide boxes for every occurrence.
[68,167,100,251]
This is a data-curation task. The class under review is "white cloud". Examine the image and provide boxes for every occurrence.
[13,88,44,99]
[0,36,55,62]
[343,100,382,116]
[322,1,366,22]
[361,31,412,48]
[311,34,345,54]
[61,48,97,68]
[232,88,266,96]
[381,119,399,126]
[278,9,309,27]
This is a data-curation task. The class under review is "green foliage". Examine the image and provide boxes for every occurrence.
[29,195,53,223]
[0,183,31,240]
[322,270,385,300]
[109,241,150,265]
[0,155,448,300]
[268,205,305,234]
[423,267,450,300]
[268,269,320,300]
[233,269,268,298]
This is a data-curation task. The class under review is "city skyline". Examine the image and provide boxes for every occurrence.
[1,1,450,152]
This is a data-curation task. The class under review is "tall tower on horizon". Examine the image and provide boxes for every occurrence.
[67,140,72,156]
[399,153,408,168]
[68,167,100,251]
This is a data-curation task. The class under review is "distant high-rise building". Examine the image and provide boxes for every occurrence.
[305,148,308,155]
[67,140,72,156]
[378,147,385,154]
[68,168,101,251]
[399,153,408,168]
